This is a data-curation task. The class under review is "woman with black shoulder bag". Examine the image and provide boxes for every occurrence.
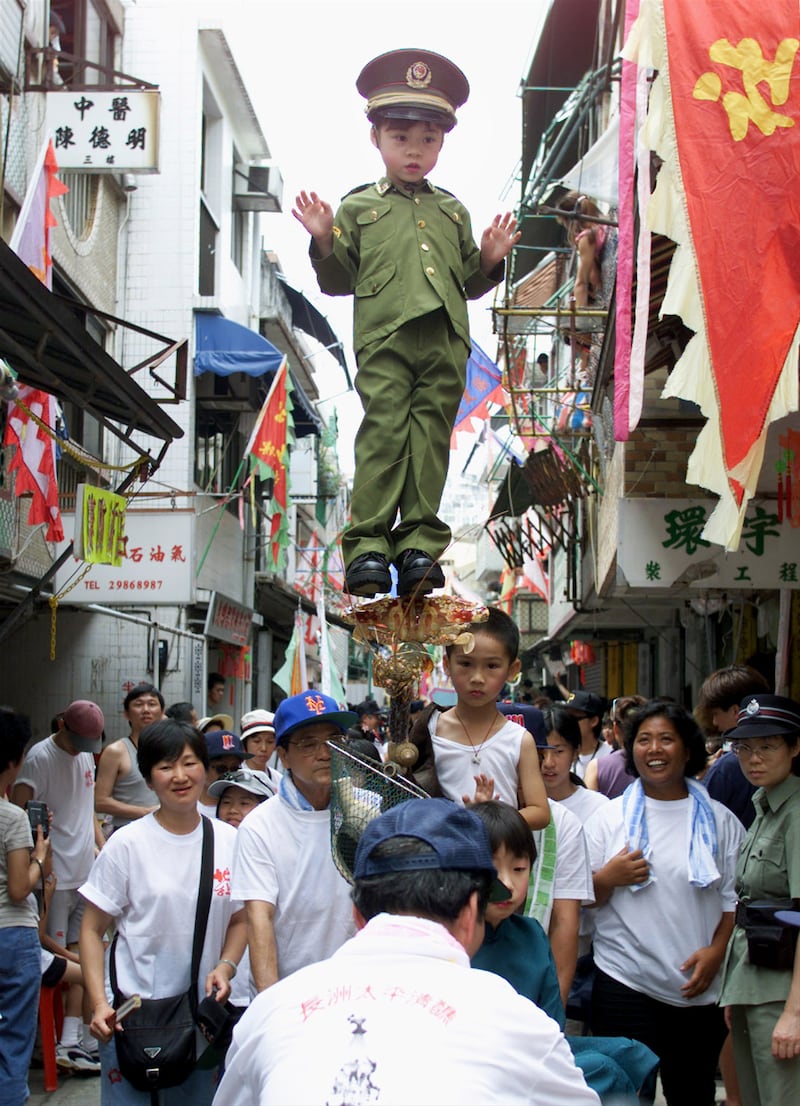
[720,693,800,1106]
[79,720,246,1105]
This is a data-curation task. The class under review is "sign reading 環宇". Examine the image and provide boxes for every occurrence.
[618,499,800,589]
[74,484,126,566]
[45,90,160,172]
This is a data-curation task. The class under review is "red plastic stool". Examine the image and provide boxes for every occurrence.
[38,982,65,1092]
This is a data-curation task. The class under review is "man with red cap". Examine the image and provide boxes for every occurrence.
[13,700,106,1072]
[294,49,519,599]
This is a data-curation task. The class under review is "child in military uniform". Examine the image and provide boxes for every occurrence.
[294,48,519,598]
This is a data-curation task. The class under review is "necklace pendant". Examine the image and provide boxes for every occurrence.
[472,753,480,765]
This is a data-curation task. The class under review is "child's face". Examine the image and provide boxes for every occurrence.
[217,785,262,828]
[485,845,530,927]
[444,632,518,709]
[371,120,444,189]
[539,730,576,795]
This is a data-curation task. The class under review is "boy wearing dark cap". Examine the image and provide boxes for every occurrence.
[231,691,358,992]
[294,48,520,598]
[561,690,612,780]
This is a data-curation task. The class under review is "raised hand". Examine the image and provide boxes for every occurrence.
[480,212,521,273]
[292,191,334,241]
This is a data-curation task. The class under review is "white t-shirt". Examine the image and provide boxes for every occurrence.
[555,790,608,946]
[560,786,609,824]
[584,795,744,1006]
[574,740,613,781]
[532,800,593,931]
[79,813,242,1003]
[215,913,600,1106]
[16,736,96,888]
[430,714,525,806]
[231,795,355,981]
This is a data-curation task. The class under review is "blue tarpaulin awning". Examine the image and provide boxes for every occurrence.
[194,313,284,377]
[194,313,322,436]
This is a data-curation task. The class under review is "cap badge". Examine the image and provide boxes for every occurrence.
[305,693,326,715]
[745,698,761,716]
[406,61,432,89]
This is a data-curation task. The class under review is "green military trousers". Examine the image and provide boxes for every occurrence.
[342,309,469,568]
[730,1002,800,1106]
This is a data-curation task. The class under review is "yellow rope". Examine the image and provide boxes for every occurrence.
[12,396,140,474]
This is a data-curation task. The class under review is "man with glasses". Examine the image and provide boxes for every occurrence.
[231,691,359,991]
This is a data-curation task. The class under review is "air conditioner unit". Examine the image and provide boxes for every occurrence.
[234,163,284,212]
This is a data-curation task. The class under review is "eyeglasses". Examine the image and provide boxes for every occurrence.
[730,740,785,759]
[288,736,334,756]
[218,768,264,785]
[209,761,243,775]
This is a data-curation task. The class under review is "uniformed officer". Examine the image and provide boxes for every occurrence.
[293,49,520,598]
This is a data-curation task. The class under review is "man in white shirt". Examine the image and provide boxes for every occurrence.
[13,699,106,1072]
[215,798,598,1106]
[231,690,358,991]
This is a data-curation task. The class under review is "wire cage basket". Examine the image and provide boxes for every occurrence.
[329,740,429,883]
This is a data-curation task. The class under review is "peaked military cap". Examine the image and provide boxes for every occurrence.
[357,48,469,132]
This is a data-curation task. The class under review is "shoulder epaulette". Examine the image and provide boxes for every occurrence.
[434,185,456,198]
[342,183,373,199]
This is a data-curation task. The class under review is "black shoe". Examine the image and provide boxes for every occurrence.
[345,552,392,597]
[395,549,445,596]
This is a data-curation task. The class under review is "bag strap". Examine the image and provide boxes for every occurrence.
[110,815,215,1010]
[189,816,214,1012]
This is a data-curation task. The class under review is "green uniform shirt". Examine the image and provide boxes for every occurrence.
[310,177,501,354]
[719,773,800,1006]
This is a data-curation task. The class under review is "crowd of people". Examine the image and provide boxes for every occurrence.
[1,627,800,1105]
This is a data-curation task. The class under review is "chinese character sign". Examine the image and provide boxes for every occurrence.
[74,484,127,566]
[625,1,800,550]
[618,499,800,589]
[45,90,160,172]
[54,510,193,603]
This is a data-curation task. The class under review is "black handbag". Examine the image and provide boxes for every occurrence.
[110,816,214,1100]
[737,899,798,971]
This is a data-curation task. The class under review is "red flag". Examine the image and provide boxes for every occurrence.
[630,0,800,546]
[4,142,68,541]
[10,140,69,290]
[245,358,293,570]
[3,385,64,542]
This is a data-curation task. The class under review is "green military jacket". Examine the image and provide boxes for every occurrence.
[719,773,800,1006]
[310,177,502,355]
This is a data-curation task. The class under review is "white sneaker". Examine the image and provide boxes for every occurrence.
[55,1042,102,1073]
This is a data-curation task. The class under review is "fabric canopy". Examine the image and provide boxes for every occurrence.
[194,313,322,437]
[194,313,285,378]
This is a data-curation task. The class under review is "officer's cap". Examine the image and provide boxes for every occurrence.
[357,49,469,132]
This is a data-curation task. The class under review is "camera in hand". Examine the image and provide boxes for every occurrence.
[195,991,240,1050]
[26,800,49,839]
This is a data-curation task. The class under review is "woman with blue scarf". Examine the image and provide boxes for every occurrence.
[583,700,744,1105]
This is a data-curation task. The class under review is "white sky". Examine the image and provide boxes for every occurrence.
[224,0,549,471]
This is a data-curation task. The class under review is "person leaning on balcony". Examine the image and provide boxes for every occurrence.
[555,191,606,332]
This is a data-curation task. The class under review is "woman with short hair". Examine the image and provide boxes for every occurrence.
[79,720,247,1105]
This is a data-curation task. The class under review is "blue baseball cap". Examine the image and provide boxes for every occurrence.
[353,797,511,901]
[204,730,252,762]
[273,690,358,748]
[497,701,547,747]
